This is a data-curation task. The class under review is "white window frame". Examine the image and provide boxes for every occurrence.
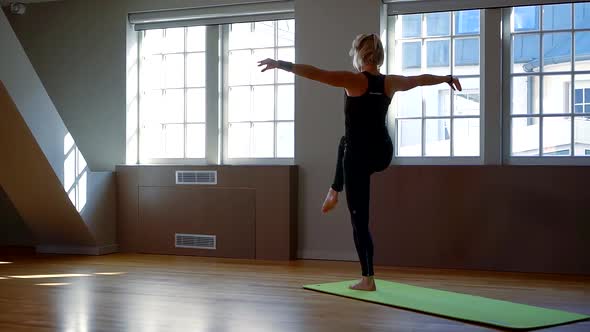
[386,10,488,165]
[502,4,590,165]
[221,22,295,165]
[135,19,294,166]
[137,26,211,165]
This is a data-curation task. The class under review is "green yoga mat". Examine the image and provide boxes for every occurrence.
[303,279,589,330]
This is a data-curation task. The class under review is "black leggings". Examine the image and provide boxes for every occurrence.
[331,136,393,277]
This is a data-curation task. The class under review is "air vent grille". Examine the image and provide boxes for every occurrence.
[176,170,217,185]
[175,233,216,250]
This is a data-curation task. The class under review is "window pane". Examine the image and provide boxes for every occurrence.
[575,89,583,104]
[141,55,162,90]
[543,75,571,114]
[454,38,479,75]
[278,20,295,47]
[423,84,449,117]
[543,32,571,72]
[229,23,252,50]
[228,86,251,122]
[229,50,252,86]
[186,124,206,158]
[140,123,164,159]
[187,26,206,52]
[253,21,275,48]
[162,89,184,123]
[543,117,571,156]
[64,149,75,191]
[164,28,184,54]
[513,6,540,32]
[574,117,590,156]
[454,77,480,116]
[252,122,274,158]
[574,3,590,29]
[454,10,480,35]
[512,76,540,115]
[575,32,590,71]
[397,119,422,156]
[228,122,251,158]
[396,87,421,117]
[142,29,163,55]
[424,118,450,156]
[426,40,450,68]
[277,85,294,121]
[277,122,294,158]
[426,12,450,37]
[140,90,163,126]
[187,88,205,123]
[163,54,184,88]
[402,42,421,69]
[401,14,421,38]
[252,48,275,84]
[278,47,295,83]
[162,123,184,158]
[454,118,480,156]
[512,117,540,156]
[252,86,275,121]
[512,34,540,73]
[543,4,572,30]
[187,53,206,87]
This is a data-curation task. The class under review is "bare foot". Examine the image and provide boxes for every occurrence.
[349,276,376,291]
[321,188,339,214]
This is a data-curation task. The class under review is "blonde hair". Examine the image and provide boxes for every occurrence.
[349,33,384,71]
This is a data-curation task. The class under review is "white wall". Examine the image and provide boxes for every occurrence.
[295,0,384,259]
[1,8,115,250]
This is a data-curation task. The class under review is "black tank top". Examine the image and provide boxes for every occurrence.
[344,72,392,147]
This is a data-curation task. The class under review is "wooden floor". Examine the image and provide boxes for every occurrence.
[0,252,588,332]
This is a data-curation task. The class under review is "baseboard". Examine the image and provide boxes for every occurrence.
[36,244,119,255]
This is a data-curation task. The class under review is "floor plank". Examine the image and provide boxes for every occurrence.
[0,253,588,332]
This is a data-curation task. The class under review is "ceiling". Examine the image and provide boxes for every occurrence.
[0,0,62,6]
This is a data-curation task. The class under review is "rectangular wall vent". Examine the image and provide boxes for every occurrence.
[176,170,217,185]
[175,233,216,250]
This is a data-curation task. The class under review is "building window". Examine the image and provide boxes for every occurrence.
[138,19,295,164]
[224,20,295,162]
[388,10,481,158]
[508,3,590,158]
[574,88,590,113]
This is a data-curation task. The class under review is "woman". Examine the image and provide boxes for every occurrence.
[259,34,462,291]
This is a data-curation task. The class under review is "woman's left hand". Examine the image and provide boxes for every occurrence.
[448,76,462,91]
[258,58,279,72]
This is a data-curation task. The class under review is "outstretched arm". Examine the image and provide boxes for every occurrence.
[258,58,365,90]
[389,74,462,92]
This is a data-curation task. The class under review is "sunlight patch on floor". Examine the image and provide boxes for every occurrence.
[9,274,91,279]
[36,282,71,286]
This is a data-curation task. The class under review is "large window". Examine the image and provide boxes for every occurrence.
[225,20,295,161]
[388,10,481,159]
[508,3,590,159]
[139,26,207,162]
[138,19,294,164]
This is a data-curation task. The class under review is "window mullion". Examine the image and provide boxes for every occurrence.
[570,4,575,156]
[206,25,221,165]
[184,27,188,159]
[482,8,503,165]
